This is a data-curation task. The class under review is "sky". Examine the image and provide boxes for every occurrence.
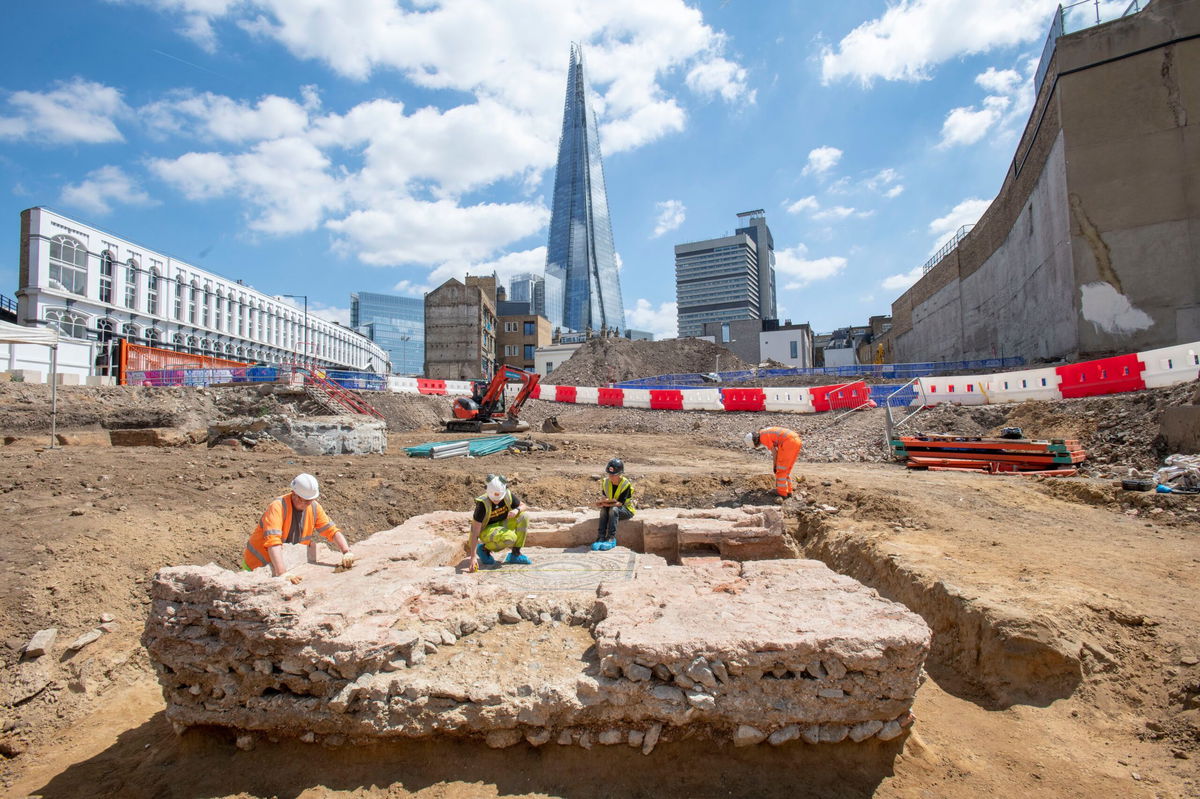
[0,0,1135,340]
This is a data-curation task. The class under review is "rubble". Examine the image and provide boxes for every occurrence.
[23,629,57,658]
[543,338,749,386]
[143,508,929,750]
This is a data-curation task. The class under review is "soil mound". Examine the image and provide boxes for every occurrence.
[544,338,749,386]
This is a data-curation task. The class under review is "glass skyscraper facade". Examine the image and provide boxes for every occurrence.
[350,291,424,375]
[544,44,625,334]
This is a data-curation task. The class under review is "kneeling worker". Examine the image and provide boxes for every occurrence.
[468,474,530,572]
[243,473,355,583]
[745,427,803,497]
[593,458,635,551]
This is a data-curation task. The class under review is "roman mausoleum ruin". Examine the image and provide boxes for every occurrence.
[142,507,930,751]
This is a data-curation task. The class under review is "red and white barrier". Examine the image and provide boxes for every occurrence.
[386,340,1200,415]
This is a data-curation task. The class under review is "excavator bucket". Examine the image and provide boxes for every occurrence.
[541,415,564,433]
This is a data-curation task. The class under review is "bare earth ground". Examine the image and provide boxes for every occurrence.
[1,385,1198,798]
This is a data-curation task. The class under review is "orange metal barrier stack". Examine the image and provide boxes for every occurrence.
[119,340,250,385]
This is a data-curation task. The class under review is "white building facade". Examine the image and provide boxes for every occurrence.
[16,208,388,374]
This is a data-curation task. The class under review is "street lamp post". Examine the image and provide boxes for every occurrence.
[398,334,411,376]
[282,294,308,367]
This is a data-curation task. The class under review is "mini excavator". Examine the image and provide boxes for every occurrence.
[445,365,541,433]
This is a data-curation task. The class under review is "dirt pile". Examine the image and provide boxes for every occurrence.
[544,338,749,386]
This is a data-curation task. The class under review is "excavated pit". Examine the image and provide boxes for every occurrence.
[791,511,1083,707]
[143,507,930,752]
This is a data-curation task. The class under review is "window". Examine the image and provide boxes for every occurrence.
[721,322,730,343]
[173,332,186,351]
[789,340,798,359]
[144,328,160,345]
[523,321,536,336]
[147,269,160,315]
[189,282,198,323]
[95,318,116,341]
[99,251,114,303]
[524,344,536,361]
[202,284,212,328]
[504,321,518,333]
[45,308,87,338]
[48,236,88,295]
[215,289,224,331]
[174,275,184,320]
[122,322,140,340]
[125,261,138,309]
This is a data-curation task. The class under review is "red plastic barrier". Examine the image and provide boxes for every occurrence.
[598,387,624,407]
[555,385,577,403]
[809,381,870,412]
[528,383,542,400]
[417,378,447,395]
[722,388,766,411]
[649,389,685,410]
[1056,354,1146,398]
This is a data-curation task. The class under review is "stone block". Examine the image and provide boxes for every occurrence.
[142,508,929,749]
[56,430,112,447]
[54,373,83,385]
[25,628,57,657]
[85,375,117,386]
[110,427,192,447]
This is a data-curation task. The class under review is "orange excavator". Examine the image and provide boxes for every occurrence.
[446,365,541,433]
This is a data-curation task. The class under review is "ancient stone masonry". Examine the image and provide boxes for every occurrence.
[143,508,930,751]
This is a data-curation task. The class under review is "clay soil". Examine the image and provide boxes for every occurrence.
[1,384,1199,799]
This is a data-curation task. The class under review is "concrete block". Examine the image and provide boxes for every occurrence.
[85,376,117,386]
[54,373,83,386]
[9,370,45,383]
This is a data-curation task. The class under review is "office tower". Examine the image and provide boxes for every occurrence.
[675,228,762,339]
[544,43,625,333]
[735,209,777,321]
[350,291,424,375]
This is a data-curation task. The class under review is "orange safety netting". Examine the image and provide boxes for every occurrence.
[119,340,250,385]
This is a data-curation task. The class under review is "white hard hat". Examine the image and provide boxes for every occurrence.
[743,432,757,448]
[291,473,320,500]
[486,474,508,503]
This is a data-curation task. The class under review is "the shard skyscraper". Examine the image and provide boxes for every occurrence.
[544,44,625,333]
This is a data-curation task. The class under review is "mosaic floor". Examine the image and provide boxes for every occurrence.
[475,548,641,591]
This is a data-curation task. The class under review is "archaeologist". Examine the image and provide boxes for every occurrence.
[745,427,803,497]
[467,474,530,572]
[242,473,355,583]
[592,458,635,551]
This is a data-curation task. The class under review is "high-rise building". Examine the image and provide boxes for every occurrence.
[544,44,625,334]
[674,212,777,339]
[508,272,548,319]
[350,291,424,375]
[735,210,777,321]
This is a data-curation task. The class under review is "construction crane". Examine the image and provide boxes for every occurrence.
[446,365,541,434]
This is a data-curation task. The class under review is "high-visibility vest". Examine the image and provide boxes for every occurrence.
[243,492,339,569]
[475,491,515,527]
[603,476,636,515]
[758,427,801,451]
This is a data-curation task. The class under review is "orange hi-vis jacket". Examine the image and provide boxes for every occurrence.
[758,427,802,452]
[758,427,803,496]
[243,492,340,570]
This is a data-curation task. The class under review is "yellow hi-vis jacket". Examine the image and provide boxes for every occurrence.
[602,476,636,515]
[243,492,340,570]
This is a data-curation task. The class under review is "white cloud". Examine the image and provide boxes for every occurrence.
[812,205,857,222]
[884,185,904,199]
[785,196,819,215]
[686,55,754,104]
[865,167,904,198]
[938,95,1011,148]
[625,298,678,340]
[310,304,351,326]
[652,200,686,238]
[0,78,127,144]
[821,0,1054,85]
[975,66,1022,95]
[802,146,842,176]
[60,166,154,216]
[881,266,925,292]
[143,91,311,142]
[775,244,848,289]
[929,197,990,248]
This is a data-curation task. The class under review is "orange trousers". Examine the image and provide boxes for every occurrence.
[772,438,801,496]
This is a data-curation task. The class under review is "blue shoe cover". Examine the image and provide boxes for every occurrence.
[599,539,617,551]
[476,544,496,565]
[591,540,605,551]
[505,552,531,565]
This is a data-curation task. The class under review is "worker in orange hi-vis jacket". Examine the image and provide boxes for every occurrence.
[744,427,803,497]
[242,473,355,583]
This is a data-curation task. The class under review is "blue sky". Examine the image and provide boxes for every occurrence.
[0,0,1133,339]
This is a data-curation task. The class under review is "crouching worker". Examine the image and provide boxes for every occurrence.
[468,474,530,572]
[242,473,355,584]
[593,458,635,551]
[745,427,803,497]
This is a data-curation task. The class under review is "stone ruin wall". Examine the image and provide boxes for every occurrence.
[142,507,930,752]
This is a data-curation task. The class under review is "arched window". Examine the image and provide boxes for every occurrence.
[122,322,140,341]
[125,260,138,309]
[95,318,117,341]
[201,338,212,351]
[48,236,88,295]
[187,335,199,352]
[99,251,115,303]
[174,274,185,320]
[172,332,186,352]
[45,308,87,338]
[236,346,246,359]
[144,328,160,345]
[147,269,160,316]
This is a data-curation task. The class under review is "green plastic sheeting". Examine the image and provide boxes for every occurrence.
[404,435,517,458]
